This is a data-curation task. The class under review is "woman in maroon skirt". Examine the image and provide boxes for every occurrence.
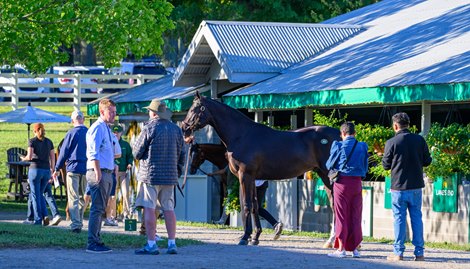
[326,122,369,258]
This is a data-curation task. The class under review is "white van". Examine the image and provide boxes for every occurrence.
[44,66,106,93]
[0,65,46,101]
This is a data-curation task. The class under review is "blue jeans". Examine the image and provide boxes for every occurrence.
[27,183,59,220]
[391,189,424,257]
[86,170,113,247]
[28,168,51,224]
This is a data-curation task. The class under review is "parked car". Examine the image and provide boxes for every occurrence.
[42,66,104,94]
[120,61,167,76]
[99,61,167,93]
[0,65,47,101]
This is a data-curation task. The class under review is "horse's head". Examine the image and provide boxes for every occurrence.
[182,92,211,139]
[189,143,205,175]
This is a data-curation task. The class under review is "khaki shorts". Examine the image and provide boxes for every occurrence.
[135,182,175,211]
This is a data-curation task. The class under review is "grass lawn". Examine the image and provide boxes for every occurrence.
[0,105,91,198]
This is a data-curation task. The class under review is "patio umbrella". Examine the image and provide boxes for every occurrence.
[0,103,71,139]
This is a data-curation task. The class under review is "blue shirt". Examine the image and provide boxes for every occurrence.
[55,125,88,174]
[86,117,115,170]
[326,136,369,177]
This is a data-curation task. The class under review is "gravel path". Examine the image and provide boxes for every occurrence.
[0,213,468,269]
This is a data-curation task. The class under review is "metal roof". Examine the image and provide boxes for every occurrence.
[173,20,364,86]
[224,0,470,109]
[87,76,208,116]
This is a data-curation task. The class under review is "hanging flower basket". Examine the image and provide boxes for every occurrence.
[441,148,461,155]
[373,143,385,154]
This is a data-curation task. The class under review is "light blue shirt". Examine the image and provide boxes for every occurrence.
[86,117,115,170]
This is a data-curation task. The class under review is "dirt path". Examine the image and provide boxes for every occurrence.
[0,213,468,269]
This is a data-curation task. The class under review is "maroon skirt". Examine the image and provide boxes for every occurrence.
[333,175,363,251]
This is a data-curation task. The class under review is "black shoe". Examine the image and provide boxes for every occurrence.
[72,228,82,234]
[43,217,50,226]
[86,243,112,253]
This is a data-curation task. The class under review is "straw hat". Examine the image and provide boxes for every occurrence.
[144,99,172,120]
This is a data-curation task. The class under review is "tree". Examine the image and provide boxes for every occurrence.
[0,0,174,73]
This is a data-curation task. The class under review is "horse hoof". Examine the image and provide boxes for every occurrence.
[250,239,259,246]
[238,239,248,245]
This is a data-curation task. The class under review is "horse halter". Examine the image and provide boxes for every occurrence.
[182,100,207,135]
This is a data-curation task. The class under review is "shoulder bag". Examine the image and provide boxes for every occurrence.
[328,140,358,184]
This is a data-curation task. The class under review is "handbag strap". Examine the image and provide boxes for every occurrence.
[340,140,358,170]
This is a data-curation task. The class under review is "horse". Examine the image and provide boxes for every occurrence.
[189,143,229,221]
[181,92,341,245]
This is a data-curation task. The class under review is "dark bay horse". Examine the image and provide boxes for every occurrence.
[182,92,341,245]
[189,143,229,213]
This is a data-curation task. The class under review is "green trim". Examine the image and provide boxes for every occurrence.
[222,83,470,110]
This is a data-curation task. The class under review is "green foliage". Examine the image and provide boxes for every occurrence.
[224,177,240,214]
[424,123,470,179]
[312,109,348,128]
[0,0,174,72]
[355,123,394,154]
[355,124,417,180]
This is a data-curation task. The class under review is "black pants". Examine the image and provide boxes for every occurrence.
[256,181,277,227]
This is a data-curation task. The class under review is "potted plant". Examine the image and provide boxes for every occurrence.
[355,123,394,155]
[424,123,470,180]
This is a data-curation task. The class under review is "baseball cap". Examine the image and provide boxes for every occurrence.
[71,110,84,120]
[112,125,123,133]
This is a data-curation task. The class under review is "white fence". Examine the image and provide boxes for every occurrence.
[0,73,165,111]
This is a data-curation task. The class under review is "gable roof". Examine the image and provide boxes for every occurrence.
[223,0,470,109]
[87,75,209,116]
[173,20,364,86]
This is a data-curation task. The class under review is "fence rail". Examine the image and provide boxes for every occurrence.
[0,73,165,111]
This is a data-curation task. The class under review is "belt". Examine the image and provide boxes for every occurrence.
[87,168,113,173]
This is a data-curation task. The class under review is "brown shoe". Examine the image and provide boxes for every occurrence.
[322,241,333,249]
[414,256,425,261]
[386,254,403,261]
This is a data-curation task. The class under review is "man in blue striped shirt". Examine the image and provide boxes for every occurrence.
[85,99,117,254]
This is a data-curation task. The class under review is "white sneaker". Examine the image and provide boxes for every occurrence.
[50,215,62,226]
[328,250,346,258]
[352,249,361,258]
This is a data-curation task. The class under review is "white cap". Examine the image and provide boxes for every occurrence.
[71,110,84,120]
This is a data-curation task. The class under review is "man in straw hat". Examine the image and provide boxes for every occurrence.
[133,99,185,255]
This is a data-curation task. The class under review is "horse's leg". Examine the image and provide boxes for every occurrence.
[324,187,336,248]
[318,171,335,248]
[238,175,255,246]
[250,184,262,246]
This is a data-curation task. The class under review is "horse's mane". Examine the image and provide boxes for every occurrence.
[201,96,272,130]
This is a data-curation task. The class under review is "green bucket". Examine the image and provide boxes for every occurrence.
[124,219,137,231]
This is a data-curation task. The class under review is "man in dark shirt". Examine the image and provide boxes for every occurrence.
[382,112,432,262]
[53,110,88,233]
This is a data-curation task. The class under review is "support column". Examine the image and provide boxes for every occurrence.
[304,109,313,127]
[290,114,298,130]
[211,80,218,99]
[254,111,263,123]
[268,114,274,127]
[421,101,431,135]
